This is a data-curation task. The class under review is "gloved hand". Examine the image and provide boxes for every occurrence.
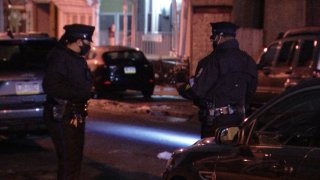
[70,113,83,127]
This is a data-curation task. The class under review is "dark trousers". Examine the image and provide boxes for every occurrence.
[44,103,85,180]
[199,110,242,139]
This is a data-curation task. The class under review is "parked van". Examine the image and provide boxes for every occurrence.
[252,27,320,107]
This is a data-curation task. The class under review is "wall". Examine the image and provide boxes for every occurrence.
[34,4,50,34]
[237,28,263,60]
[100,0,124,12]
[189,0,233,74]
[264,0,306,44]
[232,0,264,28]
[191,0,233,6]
[191,12,231,74]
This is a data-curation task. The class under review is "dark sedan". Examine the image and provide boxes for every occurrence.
[87,46,155,98]
[163,78,320,180]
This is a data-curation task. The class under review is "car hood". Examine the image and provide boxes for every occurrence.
[170,137,241,169]
[176,137,216,152]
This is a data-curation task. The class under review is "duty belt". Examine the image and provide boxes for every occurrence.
[209,105,239,117]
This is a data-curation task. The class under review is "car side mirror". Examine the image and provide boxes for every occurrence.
[216,127,240,145]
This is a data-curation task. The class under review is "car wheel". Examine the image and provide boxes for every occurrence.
[142,88,153,98]
[91,91,99,99]
[92,91,106,99]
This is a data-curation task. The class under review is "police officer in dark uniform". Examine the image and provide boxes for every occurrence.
[177,21,257,138]
[43,24,95,180]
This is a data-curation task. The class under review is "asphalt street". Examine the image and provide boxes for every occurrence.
[0,85,200,180]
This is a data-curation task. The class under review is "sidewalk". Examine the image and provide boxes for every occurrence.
[88,85,198,123]
[153,85,179,96]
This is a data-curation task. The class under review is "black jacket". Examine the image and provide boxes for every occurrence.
[180,39,257,108]
[43,44,93,103]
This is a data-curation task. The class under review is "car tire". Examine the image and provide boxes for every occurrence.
[91,91,99,99]
[142,88,153,98]
[92,91,106,99]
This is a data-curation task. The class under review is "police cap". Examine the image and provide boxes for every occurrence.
[210,21,239,37]
[63,24,95,42]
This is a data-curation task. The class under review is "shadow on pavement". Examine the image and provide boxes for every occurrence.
[85,160,161,180]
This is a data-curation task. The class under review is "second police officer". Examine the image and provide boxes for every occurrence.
[43,24,95,180]
[177,21,258,139]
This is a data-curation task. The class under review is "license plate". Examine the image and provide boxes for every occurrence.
[124,66,136,74]
[15,82,41,95]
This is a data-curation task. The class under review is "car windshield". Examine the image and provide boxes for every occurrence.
[0,40,56,71]
[249,88,320,147]
[102,50,145,64]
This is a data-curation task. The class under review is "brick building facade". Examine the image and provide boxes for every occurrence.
[1,0,320,75]
[188,0,320,74]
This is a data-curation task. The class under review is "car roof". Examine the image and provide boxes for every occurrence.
[0,33,57,43]
[246,78,320,123]
[0,32,55,41]
[282,26,320,38]
[93,45,140,53]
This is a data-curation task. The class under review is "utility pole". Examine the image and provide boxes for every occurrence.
[171,0,178,56]
[178,0,186,57]
[130,0,137,47]
[0,0,3,32]
[122,0,128,46]
[144,0,149,33]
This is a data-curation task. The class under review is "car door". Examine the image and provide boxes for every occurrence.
[215,85,320,179]
[298,147,320,179]
[256,39,297,103]
[288,38,320,87]
[291,126,320,180]
[214,129,310,179]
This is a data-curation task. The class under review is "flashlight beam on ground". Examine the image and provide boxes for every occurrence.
[86,118,200,147]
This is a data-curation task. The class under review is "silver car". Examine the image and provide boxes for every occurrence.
[0,33,56,135]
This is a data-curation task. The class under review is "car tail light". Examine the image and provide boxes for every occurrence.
[315,71,320,78]
[103,81,112,85]
[149,79,155,83]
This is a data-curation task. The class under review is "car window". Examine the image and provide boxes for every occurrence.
[296,40,316,67]
[275,41,296,67]
[0,40,55,70]
[102,50,146,64]
[125,51,145,60]
[258,43,278,67]
[249,89,320,147]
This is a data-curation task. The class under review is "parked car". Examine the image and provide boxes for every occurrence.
[151,57,189,85]
[0,32,57,135]
[163,78,320,180]
[87,46,155,98]
[252,26,320,107]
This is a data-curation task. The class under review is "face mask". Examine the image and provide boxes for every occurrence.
[211,33,222,49]
[79,42,91,56]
